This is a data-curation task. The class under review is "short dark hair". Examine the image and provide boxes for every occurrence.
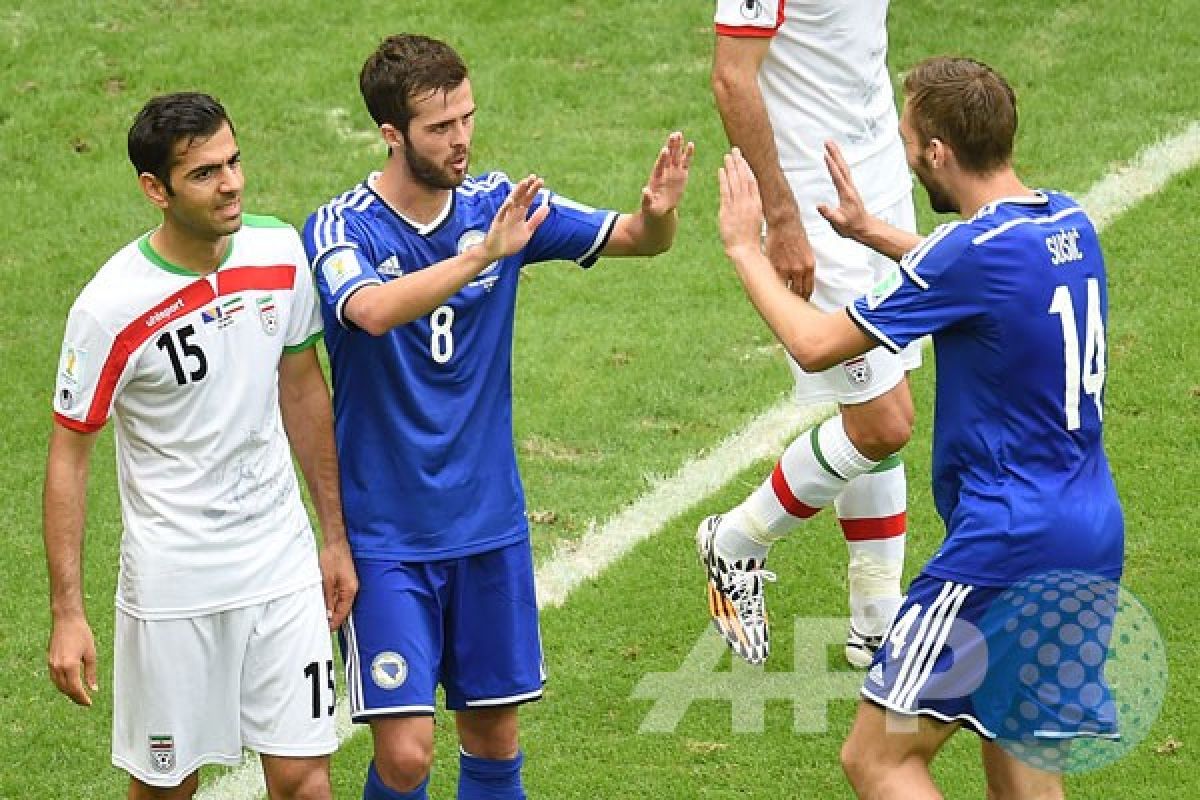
[359,34,469,132]
[127,92,233,191]
[903,57,1018,174]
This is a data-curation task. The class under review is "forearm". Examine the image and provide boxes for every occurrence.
[849,215,924,263]
[713,73,803,231]
[346,246,491,335]
[279,363,349,547]
[727,245,868,371]
[606,209,677,257]
[43,442,90,620]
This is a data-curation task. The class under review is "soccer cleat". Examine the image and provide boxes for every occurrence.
[696,515,776,665]
[844,624,885,669]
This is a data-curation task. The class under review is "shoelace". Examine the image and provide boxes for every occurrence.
[725,564,777,626]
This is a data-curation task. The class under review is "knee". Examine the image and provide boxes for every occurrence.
[840,737,875,794]
[272,771,332,800]
[845,410,913,462]
[375,737,435,791]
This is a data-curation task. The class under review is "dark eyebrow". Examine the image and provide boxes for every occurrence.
[185,150,240,179]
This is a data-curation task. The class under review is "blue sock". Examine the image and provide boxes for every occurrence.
[457,750,525,800]
[364,760,429,800]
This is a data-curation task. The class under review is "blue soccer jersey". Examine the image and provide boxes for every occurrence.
[849,191,1123,586]
[303,172,617,561]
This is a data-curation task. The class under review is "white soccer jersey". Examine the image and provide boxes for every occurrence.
[714,0,911,222]
[52,215,324,619]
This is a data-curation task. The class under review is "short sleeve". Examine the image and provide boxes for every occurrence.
[715,0,783,36]
[277,231,320,351]
[52,306,116,432]
[849,222,983,352]
[522,189,618,269]
[302,212,382,329]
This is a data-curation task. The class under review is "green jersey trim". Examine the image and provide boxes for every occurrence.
[283,331,323,353]
[138,234,234,277]
[242,213,291,229]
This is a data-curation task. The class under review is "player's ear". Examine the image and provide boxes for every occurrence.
[380,123,403,150]
[927,138,947,169]
[139,172,170,210]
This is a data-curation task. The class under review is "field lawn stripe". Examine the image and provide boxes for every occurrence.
[535,398,833,608]
[196,119,1200,800]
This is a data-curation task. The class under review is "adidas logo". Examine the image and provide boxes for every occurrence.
[377,256,403,277]
[868,663,885,685]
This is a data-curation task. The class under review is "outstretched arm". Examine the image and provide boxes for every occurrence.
[344,175,551,335]
[601,131,695,257]
[44,423,100,706]
[720,148,874,372]
[712,34,816,298]
[818,141,923,261]
[278,346,358,630]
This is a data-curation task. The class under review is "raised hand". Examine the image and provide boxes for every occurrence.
[481,174,552,262]
[816,140,870,240]
[640,131,696,218]
[718,147,765,257]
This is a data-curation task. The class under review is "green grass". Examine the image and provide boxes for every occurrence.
[1,0,1198,797]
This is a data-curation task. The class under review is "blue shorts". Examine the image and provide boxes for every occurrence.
[862,570,1119,749]
[341,540,545,721]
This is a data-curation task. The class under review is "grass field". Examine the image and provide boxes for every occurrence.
[2,0,1198,797]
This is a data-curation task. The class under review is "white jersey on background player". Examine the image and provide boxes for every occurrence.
[714,0,919,398]
[710,0,918,666]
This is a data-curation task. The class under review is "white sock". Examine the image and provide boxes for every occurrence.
[836,456,907,636]
[715,416,878,561]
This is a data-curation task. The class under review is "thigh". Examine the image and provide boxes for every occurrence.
[341,559,443,721]
[443,540,545,711]
[980,739,1065,800]
[241,584,338,757]
[846,698,959,768]
[112,610,244,788]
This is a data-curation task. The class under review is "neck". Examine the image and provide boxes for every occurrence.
[374,159,452,226]
[150,224,228,275]
[954,168,1034,218]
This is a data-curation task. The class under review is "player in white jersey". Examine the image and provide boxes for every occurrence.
[43,93,357,799]
[708,0,918,667]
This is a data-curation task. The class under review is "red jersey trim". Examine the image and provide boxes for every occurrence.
[83,281,217,429]
[715,24,778,38]
[217,264,296,295]
[715,2,784,38]
[53,411,103,433]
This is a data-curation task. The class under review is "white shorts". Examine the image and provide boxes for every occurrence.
[111,584,337,787]
[784,193,923,405]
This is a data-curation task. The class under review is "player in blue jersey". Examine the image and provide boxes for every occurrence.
[302,34,693,800]
[711,57,1122,798]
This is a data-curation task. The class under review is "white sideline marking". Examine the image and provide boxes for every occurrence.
[198,121,1200,799]
[1077,119,1200,230]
